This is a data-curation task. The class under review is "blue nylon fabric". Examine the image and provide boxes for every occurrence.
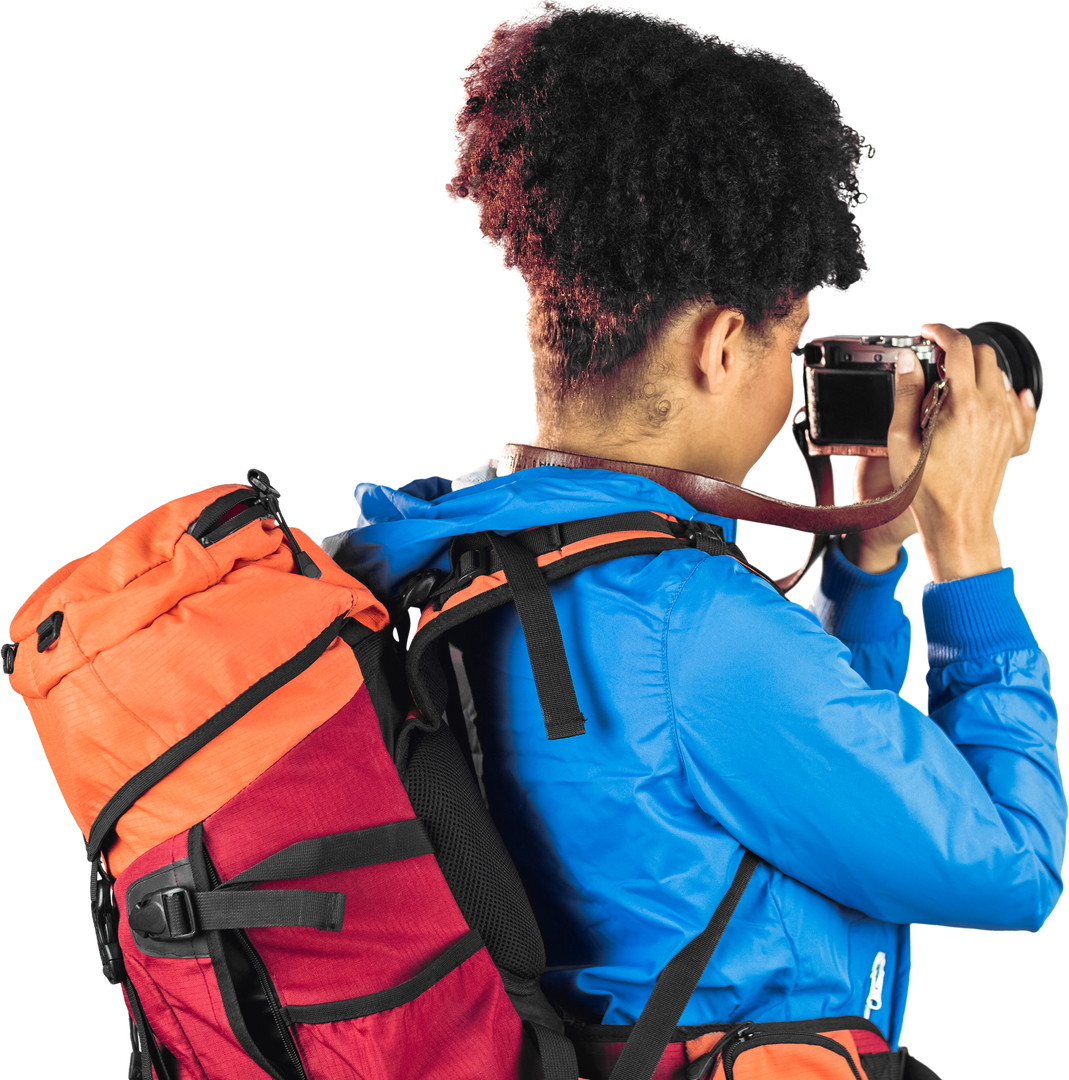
[335,468,1064,1046]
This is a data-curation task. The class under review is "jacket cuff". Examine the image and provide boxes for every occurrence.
[814,541,908,643]
[923,568,1037,667]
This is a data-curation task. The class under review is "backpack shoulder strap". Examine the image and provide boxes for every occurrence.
[403,513,771,1078]
[404,511,776,741]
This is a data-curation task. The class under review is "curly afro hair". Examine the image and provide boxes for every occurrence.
[449,5,870,402]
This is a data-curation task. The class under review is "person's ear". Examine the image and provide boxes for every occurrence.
[696,307,747,395]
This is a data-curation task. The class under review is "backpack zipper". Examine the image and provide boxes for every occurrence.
[721,1030,863,1080]
[187,470,321,578]
[864,951,886,1020]
[205,856,309,1080]
[686,1022,755,1079]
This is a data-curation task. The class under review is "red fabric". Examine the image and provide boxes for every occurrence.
[116,687,524,1078]
[850,1029,890,1055]
[215,501,251,527]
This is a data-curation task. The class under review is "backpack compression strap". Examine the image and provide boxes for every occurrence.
[609,850,759,1080]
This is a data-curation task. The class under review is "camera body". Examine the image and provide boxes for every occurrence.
[801,335,941,456]
[801,322,1042,456]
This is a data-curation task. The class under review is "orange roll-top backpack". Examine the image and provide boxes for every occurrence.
[5,473,937,1080]
[2,471,574,1080]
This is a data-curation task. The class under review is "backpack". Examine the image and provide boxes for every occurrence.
[4,472,937,1080]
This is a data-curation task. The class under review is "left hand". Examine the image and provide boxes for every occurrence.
[845,455,916,573]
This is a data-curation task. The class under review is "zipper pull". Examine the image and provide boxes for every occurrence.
[864,951,886,1020]
[247,469,321,579]
[686,1023,756,1080]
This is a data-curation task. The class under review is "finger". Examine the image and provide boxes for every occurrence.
[1011,387,1038,457]
[887,347,926,478]
[972,342,1003,398]
[921,322,977,397]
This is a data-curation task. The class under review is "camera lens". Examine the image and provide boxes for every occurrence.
[962,323,1043,408]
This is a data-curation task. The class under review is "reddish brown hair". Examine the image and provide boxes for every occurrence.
[449,6,868,407]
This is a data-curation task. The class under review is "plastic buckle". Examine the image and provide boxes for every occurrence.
[1,642,16,675]
[399,568,444,611]
[132,887,198,941]
[91,863,126,984]
[682,518,723,542]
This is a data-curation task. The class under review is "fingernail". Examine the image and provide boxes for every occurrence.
[896,350,915,374]
[1002,370,1013,393]
[1023,388,1036,409]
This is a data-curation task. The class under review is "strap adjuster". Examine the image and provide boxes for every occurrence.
[682,519,728,556]
[130,887,198,941]
[454,545,492,589]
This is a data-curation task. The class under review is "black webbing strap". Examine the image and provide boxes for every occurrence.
[432,512,679,607]
[529,1020,581,1080]
[128,886,346,940]
[608,850,759,1080]
[129,820,433,941]
[226,818,433,886]
[487,532,587,740]
[426,511,784,613]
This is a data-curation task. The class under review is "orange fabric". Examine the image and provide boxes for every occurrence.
[685,1031,726,1061]
[718,1031,863,1080]
[103,641,362,873]
[731,1039,862,1079]
[683,1030,864,1079]
[9,484,388,873]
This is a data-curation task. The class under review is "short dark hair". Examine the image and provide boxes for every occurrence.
[449,6,870,402]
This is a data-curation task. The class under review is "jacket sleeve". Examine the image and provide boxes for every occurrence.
[668,557,1065,930]
[811,543,911,693]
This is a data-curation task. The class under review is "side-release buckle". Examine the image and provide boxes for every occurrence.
[682,519,727,556]
[399,567,444,611]
[91,860,126,984]
[129,887,199,941]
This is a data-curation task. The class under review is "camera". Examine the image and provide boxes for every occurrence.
[801,322,1043,456]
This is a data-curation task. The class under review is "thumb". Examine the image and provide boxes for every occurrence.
[886,348,926,483]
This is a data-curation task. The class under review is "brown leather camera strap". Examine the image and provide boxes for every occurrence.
[498,379,947,591]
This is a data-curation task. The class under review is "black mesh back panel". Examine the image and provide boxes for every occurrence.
[402,722,546,983]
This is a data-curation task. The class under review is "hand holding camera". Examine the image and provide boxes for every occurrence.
[828,324,1040,579]
[892,323,1037,582]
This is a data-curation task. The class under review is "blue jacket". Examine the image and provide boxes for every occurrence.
[328,466,1065,1046]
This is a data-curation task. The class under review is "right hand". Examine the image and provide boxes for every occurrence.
[885,325,1036,583]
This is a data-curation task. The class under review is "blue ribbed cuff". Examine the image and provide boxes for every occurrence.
[813,541,908,643]
[923,568,1037,667]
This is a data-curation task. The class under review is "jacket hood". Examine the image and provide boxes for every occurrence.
[324,465,736,595]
